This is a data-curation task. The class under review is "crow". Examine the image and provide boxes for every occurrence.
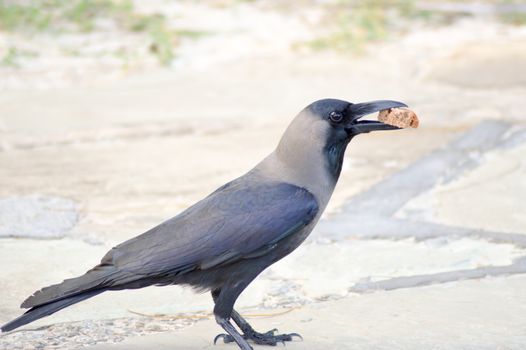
[2,98,407,350]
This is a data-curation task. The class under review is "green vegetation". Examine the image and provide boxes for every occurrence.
[308,0,526,53]
[308,0,446,53]
[500,12,526,25]
[498,0,526,25]
[1,0,523,66]
[1,46,19,67]
[0,0,132,33]
[0,0,51,32]
[1,46,39,67]
[0,0,207,66]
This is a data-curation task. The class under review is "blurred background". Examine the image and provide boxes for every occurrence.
[1,1,525,349]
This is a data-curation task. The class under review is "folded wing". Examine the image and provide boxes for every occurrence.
[101,180,319,280]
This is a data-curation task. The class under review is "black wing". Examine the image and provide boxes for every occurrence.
[100,179,319,280]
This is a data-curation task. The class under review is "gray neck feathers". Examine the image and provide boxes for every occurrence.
[254,117,343,211]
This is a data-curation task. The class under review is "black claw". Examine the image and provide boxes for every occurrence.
[213,334,224,345]
[289,332,303,341]
[263,328,278,336]
[214,333,235,344]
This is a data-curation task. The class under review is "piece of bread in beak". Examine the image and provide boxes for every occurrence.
[378,108,419,128]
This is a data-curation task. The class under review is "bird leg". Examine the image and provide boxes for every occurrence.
[212,290,302,346]
[215,315,253,350]
[212,287,254,350]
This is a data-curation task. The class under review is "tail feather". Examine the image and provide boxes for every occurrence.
[22,266,117,309]
[1,265,127,333]
[1,290,104,332]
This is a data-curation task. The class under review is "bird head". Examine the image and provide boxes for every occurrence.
[275,98,408,182]
[307,98,408,139]
[280,98,407,151]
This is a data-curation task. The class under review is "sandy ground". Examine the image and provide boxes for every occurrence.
[1,1,526,349]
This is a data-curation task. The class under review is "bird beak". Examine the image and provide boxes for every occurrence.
[345,100,408,135]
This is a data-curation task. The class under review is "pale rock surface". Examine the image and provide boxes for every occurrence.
[1,3,526,350]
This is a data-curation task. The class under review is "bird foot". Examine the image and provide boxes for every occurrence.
[214,328,302,346]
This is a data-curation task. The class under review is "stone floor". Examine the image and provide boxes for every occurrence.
[91,275,526,350]
[1,6,525,350]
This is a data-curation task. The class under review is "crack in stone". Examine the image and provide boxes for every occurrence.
[349,257,526,293]
[316,120,526,291]
[319,218,526,248]
[339,120,511,218]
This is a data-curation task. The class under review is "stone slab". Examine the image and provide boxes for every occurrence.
[87,275,526,350]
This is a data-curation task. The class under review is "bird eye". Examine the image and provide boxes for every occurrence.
[329,111,343,123]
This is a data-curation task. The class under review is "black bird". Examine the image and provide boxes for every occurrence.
[1,98,407,350]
